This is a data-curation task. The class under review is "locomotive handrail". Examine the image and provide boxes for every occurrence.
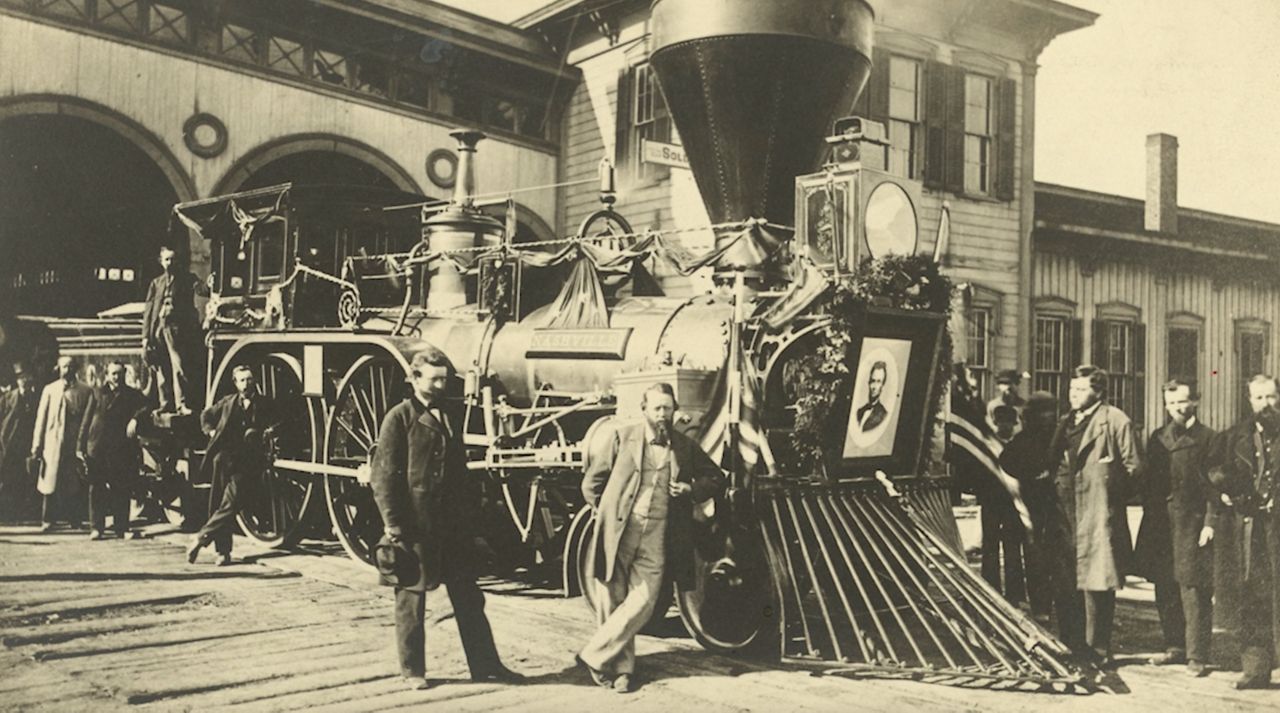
[501,394,605,442]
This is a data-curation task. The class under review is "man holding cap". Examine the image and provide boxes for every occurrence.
[371,348,520,691]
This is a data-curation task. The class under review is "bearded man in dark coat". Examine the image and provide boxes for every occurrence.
[0,363,39,520]
[370,348,520,691]
[1044,365,1140,664]
[77,360,150,540]
[1205,373,1280,690]
[1134,379,1217,676]
[998,390,1060,618]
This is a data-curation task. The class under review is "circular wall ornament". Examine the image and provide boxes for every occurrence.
[182,112,228,158]
[426,148,458,189]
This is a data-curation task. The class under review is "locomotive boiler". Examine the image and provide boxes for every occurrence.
[173,0,1088,688]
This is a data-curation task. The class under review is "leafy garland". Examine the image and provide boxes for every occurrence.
[783,254,953,474]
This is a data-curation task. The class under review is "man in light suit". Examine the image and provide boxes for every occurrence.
[31,356,93,531]
[577,383,726,693]
[1045,364,1140,665]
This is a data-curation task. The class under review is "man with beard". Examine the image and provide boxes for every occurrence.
[1135,380,1217,676]
[31,356,93,531]
[1206,374,1280,689]
[0,364,39,520]
[577,383,726,693]
[370,348,520,691]
[998,391,1060,619]
[142,246,206,415]
[77,361,150,540]
[186,365,277,566]
[1044,365,1140,665]
[856,361,890,432]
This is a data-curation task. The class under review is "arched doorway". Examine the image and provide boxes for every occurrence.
[213,135,422,195]
[0,112,186,317]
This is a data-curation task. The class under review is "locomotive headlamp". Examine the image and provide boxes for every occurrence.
[863,182,918,258]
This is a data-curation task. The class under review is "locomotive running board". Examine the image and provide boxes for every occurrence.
[757,478,1090,690]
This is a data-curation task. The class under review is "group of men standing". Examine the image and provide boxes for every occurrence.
[982,364,1280,690]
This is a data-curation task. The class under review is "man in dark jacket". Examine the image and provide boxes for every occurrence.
[371,348,519,691]
[0,363,39,520]
[1205,373,1280,689]
[1044,365,1140,664]
[142,246,205,415]
[998,391,1059,619]
[186,365,277,565]
[1135,380,1217,676]
[577,382,727,694]
[77,360,150,540]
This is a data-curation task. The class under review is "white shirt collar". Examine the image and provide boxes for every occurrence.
[1074,400,1102,424]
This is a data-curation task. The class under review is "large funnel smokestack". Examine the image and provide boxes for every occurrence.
[649,0,875,273]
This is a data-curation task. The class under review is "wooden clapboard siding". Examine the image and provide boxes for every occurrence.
[1034,248,1280,435]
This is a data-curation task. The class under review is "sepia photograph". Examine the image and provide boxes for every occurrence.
[1,0,1279,709]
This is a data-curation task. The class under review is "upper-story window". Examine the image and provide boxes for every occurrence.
[963,74,993,195]
[887,56,922,180]
[627,63,675,182]
[147,3,188,45]
[220,22,259,64]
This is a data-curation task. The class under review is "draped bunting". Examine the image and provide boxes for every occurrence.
[173,188,289,255]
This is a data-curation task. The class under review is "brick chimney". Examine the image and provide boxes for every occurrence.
[1145,133,1178,233]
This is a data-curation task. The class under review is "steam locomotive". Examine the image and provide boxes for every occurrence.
[157,0,1085,687]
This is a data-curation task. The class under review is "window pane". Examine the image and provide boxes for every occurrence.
[255,218,287,283]
[1168,327,1198,386]
[97,0,140,32]
[887,119,916,179]
[38,0,88,21]
[148,4,188,45]
[964,135,989,193]
[397,70,432,109]
[965,75,991,134]
[313,48,348,86]
[354,58,391,98]
[221,24,258,64]
[268,37,306,76]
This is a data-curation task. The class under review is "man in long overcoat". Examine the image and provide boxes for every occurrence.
[1044,365,1140,663]
[186,365,277,565]
[31,356,93,530]
[577,382,726,693]
[370,348,519,691]
[142,246,205,415]
[1134,379,1217,675]
[0,363,39,520]
[1204,373,1280,689]
[77,360,150,539]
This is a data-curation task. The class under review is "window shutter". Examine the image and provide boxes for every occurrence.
[994,77,1017,202]
[943,65,965,194]
[923,60,948,189]
[1134,322,1147,430]
[1092,319,1107,367]
[865,47,890,126]
[614,65,634,176]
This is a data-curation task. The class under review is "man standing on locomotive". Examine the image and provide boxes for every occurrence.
[577,382,726,694]
[31,356,93,531]
[370,348,521,691]
[186,365,277,566]
[142,246,206,416]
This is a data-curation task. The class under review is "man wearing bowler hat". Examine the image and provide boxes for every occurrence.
[371,348,520,691]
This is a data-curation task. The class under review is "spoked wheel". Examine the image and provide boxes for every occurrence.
[233,353,318,548]
[565,506,597,601]
[675,503,772,652]
[324,355,404,567]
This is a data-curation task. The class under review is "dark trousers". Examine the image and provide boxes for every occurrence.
[980,497,1027,604]
[1180,584,1213,663]
[1055,588,1116,659]
[1239,516,1280,681]
[196,457,245,555]
[394,579,501,679]
[87,455,133,534]
[1153,574,1186,654]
